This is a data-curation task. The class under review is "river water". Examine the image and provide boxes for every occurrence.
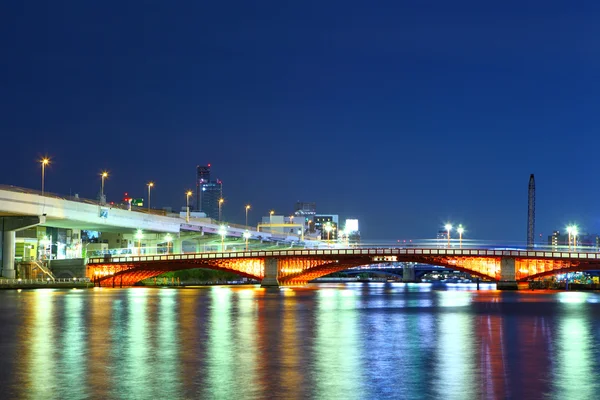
[0,283,598,400]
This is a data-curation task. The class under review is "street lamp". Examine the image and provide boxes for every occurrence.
[572,226,579,250]
[457,225,464,248]
[218,225,227,252]
[185,190,193,222]
[135,229,143,255]
[40,158,50,196]
[324,222,332,243]
[243,230,251,251]
[147,182,154,211]
[100,171,108,203]
[245,204,251,226]
[567,225,576,250]
[445,224,452,248]
[165,233,173,254]
[218,198,224,222]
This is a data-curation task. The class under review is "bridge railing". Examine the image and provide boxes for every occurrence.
[0,184,168,215]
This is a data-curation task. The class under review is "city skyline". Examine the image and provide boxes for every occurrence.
[2,1,600,241]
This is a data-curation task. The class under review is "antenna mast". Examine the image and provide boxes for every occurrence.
[527,174,535,248]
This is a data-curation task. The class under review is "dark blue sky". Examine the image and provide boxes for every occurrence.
[1,1,599,242]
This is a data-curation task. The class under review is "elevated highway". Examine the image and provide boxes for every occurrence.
[0,185,309,278]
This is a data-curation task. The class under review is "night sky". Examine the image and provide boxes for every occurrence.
[2,1,600,243]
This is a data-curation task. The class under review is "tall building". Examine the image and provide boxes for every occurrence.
[195,164,222,220]
[200,181,222,220]
[195,165,211,211]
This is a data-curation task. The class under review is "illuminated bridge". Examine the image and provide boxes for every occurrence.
[87,245,600,289]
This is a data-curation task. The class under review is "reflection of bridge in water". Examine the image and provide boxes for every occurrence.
[88,245,600,289]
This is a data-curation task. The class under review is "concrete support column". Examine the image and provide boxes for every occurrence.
[2,230,16,279]
[194,240,201,253]
[0,216,44,279]
[261,257,279,287]
[172,239,182,254]
[402,265,415,282]
[498,257,518,290]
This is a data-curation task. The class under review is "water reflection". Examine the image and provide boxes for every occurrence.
[315,288,364,399]
[26,290,57,399]
[4,285,600,399]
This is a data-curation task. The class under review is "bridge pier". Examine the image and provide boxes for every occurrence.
[402,264,416,282]
[497,257,519,290]
[261,257,279,287]
[0,216,45,279]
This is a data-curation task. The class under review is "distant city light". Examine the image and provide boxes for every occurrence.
[345,219,359,234]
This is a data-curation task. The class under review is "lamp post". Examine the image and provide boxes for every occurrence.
[269,210,275,233]
[572,226,579,250]
[243,230,251,251]
[445,224,452,248]
[135,229,143,255]
[40,158,50,196]
[165,233,172,254]
[457,225,464,248]
[218,198,224,222]
[567,225,575,250]
[218,225,227,252]
[100,171,108,203]
[147,182,154,211]
[185,191,193,222]
[245,204,251,226]
[324,222,332,243]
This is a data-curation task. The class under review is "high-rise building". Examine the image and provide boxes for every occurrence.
[200,181,222,220]
[195,164,223,220]
[196,165,211,211]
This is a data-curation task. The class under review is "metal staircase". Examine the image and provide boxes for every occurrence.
[32,260,56,281]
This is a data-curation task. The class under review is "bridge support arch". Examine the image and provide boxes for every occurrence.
[261,257,279,287]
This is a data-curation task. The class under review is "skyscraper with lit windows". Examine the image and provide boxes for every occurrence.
[195,164,222,220]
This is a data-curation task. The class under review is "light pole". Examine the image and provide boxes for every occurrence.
[243,230,251,251]
[218,225,227,252]
[324,222,332,243]
[100,171,108,203]
[147,182,154,211]
[572,226,578,250]
[269,210,275,233]
[165,233,172,254]
[567,225,575,250]
[185,190,193,222]
[457,225,464,248]
[245,204,251,226]
[218,198,224,222]
[135,229,143,255]
[40,158,50,196]
[445,224,452,248]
